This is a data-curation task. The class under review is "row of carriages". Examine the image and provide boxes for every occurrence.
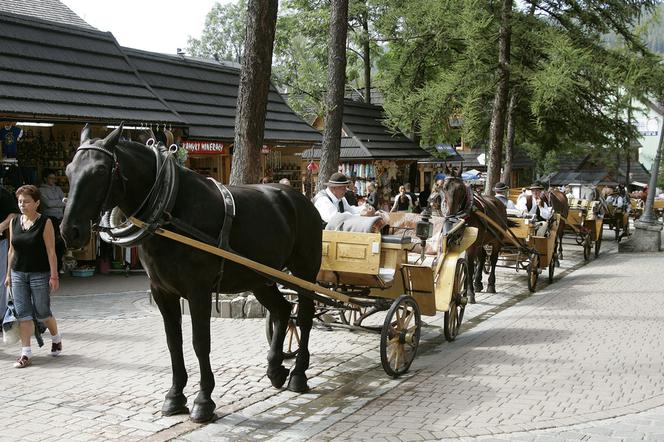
[268,188,643,379]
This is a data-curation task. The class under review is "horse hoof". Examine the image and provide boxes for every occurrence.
[268,365,289,389]
[486,285,496,294]
[474,284,484,293]
[190,398,216,423]
[469,294,476,304]
[161,394,189,417]
[287,373,310,393]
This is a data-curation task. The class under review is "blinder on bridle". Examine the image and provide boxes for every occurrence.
[74,143,125,218]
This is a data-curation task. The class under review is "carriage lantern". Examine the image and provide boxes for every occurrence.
[416,209,433,242]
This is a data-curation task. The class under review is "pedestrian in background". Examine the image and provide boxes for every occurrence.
[345,179,358,206]
[366,182,379,210]
[404,183,419,213]
[390,185,414,212]
[0,185,19,328]
[38,171,66,272]
[278,178,291,186]
[5,185,61,368]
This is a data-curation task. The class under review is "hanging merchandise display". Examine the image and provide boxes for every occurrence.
[0,124,23,158]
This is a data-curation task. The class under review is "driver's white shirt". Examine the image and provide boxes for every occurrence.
[606,195,625,208]
[515,194,552,219]
[314,187,362,222]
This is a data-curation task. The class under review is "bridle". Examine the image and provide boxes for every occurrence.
[440,179,473,220]
[73,139,180,247]
[73,144,125,215]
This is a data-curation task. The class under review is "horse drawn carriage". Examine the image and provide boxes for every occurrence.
[602,201,629,241]
[477,212,560,292]
[564,198,603,260]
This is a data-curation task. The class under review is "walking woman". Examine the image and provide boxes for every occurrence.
[5,185,61,368]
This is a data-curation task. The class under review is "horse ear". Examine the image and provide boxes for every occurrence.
[102,122,124,149]
[80,124,92,145]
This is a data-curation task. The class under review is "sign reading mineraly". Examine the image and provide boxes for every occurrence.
[183,140,225,154]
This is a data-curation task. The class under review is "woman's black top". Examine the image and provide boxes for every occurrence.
[397,194,411,211]
[11,215,50,272]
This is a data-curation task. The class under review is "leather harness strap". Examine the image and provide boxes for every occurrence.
[208,179,236,312]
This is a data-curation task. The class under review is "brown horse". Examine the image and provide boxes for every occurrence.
[543,189,569,261]
[437,178,513,302]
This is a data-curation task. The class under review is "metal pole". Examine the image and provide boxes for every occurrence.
[639,116,664,225]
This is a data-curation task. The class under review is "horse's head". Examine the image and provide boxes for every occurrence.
[61,124,124,249]
[439,177,469,217]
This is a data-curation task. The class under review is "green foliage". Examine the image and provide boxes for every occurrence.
[187,0,247,63]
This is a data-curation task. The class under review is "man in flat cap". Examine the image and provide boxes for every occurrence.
[313,172,375,224]
[516,182,552,236]
[493,182,518,212]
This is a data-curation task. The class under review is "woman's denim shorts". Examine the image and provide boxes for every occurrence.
[10,271,52,321]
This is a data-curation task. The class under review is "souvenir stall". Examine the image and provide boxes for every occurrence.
[0,121,176,276]
[183,140,230,183]
[262,145,307,189]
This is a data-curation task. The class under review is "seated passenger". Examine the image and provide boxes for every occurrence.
[313,172,374,224]
[606,187,625,210]
[493,182,519,213]
[516,182,552,236]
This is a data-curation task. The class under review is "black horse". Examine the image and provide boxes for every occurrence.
[61,125,322,423]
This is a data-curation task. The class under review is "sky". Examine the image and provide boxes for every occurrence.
[61,0,232,55]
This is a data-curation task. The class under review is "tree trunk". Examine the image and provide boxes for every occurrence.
[485,0,512,195]
[362,9,371,104]
[317,0,350,191]
[230,0,279,185]
[625,148,631,187]
[501,90,518,187]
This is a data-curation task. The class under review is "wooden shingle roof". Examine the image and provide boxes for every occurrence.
[0,12,183,125]
[0,0,94,30]
[305,100,427,160]
[123,48,321,144]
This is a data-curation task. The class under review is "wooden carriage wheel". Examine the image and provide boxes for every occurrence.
[265,299,300,359]
[380,295,421,378]
[527,252,539,293]
[340,305,369,326]
[444,259,468,342]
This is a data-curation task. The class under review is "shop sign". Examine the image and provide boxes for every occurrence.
[183,140,225,154]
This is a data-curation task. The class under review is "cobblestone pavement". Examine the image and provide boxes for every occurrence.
[0,226,662,441]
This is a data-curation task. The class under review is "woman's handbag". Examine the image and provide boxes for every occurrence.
[2,288,20,345]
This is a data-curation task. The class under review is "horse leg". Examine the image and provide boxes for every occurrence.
[254,284,291,389]
[556,225,564,263]
[473,246,485,293]
[151,287,189,417]
[187,293,216,423]
[287,295,314,393]
[486,244,499,294]
[466,247,477,304]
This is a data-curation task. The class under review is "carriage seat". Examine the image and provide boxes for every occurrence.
[386,212,445,256]
[317,230,408,289]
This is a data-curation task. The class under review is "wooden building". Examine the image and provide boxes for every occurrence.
[308,100,429,206]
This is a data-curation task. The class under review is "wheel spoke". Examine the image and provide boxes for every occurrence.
[402,309,414,329]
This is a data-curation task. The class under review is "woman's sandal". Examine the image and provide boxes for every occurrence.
[13,355,32,368]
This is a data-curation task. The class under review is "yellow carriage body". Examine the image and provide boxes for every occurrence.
[317,221,478,317]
